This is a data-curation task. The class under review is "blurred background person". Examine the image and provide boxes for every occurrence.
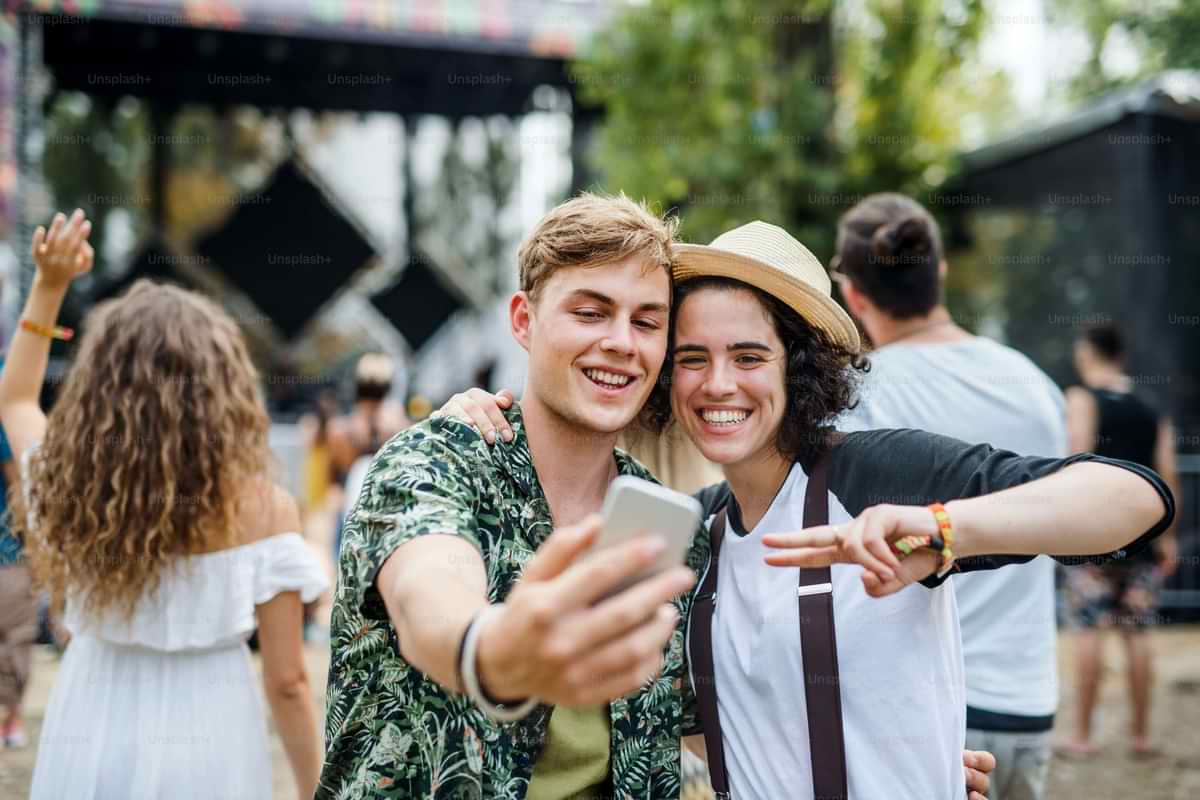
[297,390,341,626]
[327,353,410,487]
[834,193,1067,800]
[0,361,35,751]
[2,211,327,800]
[300,390,339,523]
[327,353,410,555]
[620,422,723,495]
[1062,323,1180,759]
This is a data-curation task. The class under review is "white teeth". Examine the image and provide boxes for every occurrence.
[701,409,749,425]
[584,368,632,387]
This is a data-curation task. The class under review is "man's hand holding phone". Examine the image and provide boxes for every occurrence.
[475,514,695,708]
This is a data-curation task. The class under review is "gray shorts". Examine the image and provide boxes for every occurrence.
[965,728,1051,800]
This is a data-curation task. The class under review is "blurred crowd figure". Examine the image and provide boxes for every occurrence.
[0,373,34,752]
[327,353,410,492]
[301,391,339,519]
[1062,323,1179,759]
[2,211,327,799]
[300,353,410,562]
[833,193,1068,800]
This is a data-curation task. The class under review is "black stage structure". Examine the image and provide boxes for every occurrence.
[951,71,1200,440]
[11,0,608,354]
[950,71,1200,620]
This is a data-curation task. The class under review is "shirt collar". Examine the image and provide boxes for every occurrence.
[489,401,642,498]
[489,402,538,498]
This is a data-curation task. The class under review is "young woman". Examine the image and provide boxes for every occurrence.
[0,210,328,800]
[438,220,1173,799]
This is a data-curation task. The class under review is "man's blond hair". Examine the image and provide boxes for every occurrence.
[517,192,678,301]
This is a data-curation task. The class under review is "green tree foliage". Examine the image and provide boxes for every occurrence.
[43,97,281,277]
[574,0,837,249]
[43,94,151,283]
[415,116,519,294]
[1048,0,1200,98]
[839,0,990,193]
[573,0,1003,262]
[1135,2,1200,69]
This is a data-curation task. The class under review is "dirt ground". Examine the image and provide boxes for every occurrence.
[3,627,1200,799]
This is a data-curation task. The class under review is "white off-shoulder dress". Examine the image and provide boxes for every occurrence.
[28,533,327,800]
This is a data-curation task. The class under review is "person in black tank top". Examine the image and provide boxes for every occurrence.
[1062,323,1180,759]
[1090,388,1160,559]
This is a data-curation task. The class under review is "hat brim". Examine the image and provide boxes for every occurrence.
[673,243,862,353]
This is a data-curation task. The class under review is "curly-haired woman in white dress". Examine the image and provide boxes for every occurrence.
[1,209,328,800]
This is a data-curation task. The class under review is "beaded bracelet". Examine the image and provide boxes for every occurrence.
[892,502,957,577]
[929,502,956,576]
[20,318,74,341]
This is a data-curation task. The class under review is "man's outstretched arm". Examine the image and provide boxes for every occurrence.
[378,514,694,707]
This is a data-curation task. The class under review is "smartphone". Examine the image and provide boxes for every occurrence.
[593,476,703,596]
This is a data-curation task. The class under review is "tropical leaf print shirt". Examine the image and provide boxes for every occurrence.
[317,403,710,800]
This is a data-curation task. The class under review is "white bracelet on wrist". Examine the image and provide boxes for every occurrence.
[460,604,539,722]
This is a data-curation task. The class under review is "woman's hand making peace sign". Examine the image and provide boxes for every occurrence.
[762,503,944,597]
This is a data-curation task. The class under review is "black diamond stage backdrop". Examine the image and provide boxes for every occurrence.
[99,239,199,299]
[369,250,470,352]
[196,160,375,340]
[36,5,592,118]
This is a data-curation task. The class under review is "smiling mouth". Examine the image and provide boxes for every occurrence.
[583,367,635,390]
[698,408,752,426]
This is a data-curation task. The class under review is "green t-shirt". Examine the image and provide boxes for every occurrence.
[526,705,611,800]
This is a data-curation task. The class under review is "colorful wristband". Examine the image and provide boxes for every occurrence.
[20,318,74,341]
[928,502,956,577]
[891,502,956,577]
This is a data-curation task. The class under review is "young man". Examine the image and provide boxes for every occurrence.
[832,193,1068,800]
[316,194,707,798]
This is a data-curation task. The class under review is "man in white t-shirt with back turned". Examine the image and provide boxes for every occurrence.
[833,193,1064,800]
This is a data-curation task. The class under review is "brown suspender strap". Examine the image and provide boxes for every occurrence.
[689,510,731,798]
[799,453,849,800]
[688,451,847,799]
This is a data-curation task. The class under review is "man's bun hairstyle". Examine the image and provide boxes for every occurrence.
[836,193,944,319]
[871,215,935,263]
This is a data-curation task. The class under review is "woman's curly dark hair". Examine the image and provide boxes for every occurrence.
[639,276,868,467]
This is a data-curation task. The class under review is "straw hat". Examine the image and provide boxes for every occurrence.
[673,221,862,352]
